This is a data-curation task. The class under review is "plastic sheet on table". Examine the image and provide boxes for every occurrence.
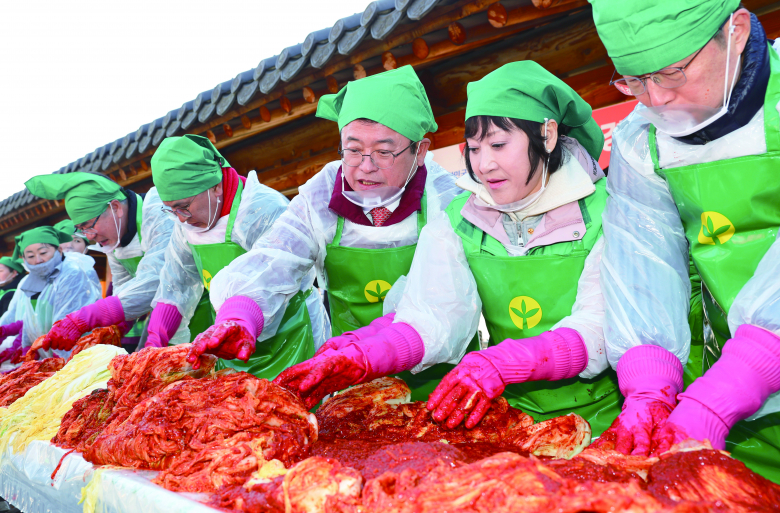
[0,439,217,513]
[81,468,214,513]
[0,439,89,513]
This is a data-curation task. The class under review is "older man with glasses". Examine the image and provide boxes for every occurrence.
[140,134,329,380]
[589,0,780,482]
[186,66,463,401]
[25,171,176,350]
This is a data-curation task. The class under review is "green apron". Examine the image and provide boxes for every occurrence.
[446,181,622,436]
[188,179,314,380]
[324,194,479,402]
[114,194,148,340]
[648,43,780,483]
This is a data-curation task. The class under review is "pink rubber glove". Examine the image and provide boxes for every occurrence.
[0,335,22,364]
[427,328,587,429]
[593,345,684,456]
[0,320,23,340]
[145,303,183,348]
[315,313,396,356]
[274,322,424,409]
[187,296,263,369]
[41,296,125,351]
[653,324,780,454]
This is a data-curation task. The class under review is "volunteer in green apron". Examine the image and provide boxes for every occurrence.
[146,134,324,380]
[0,227,101,365]
[591,0,780,481]
[391,61,618,434]
[0,256,25,318]
[188,66,460,407]
[25,171,176,351]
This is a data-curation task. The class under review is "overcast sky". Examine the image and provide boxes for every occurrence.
[0,0,370,201]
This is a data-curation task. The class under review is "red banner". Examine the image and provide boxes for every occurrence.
[591,100,639,169]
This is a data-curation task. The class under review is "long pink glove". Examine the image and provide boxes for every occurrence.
[653,324,780,454]
[315,313,396,356]
[593,345,684,456]
[145,303,183,348]
[41,296,125,351]
[427,328,587,429]
[0,335,22,364]
[274,322,424,409]
[0,320,23,340]
[187,296,263,369]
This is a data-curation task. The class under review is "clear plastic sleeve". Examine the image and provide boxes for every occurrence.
[600,110,692,369]
[393,212,482,372]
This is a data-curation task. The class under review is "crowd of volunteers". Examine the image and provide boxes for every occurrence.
[0,0,777,485]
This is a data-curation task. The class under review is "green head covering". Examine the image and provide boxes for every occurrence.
[54,219,75,236]
[316,65,437,142]
[12,227,71,260]
[53,218,87,243]
[589,0,739,75]
[151,135,230,202]
[465,61,605,161]
[25,172,125,226]
[0,256,25,274]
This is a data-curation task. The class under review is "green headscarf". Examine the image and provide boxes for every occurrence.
[12,227,71,260]
[0,256,25,274]
[151,134,230,202]
[589,0,740,75]
[25,172,125,226]
[316,65,438,142]
[54,219,75,236]
[465,61,605,161]
[54,218,87,243]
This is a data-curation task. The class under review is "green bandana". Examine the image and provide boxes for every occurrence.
[152,135,229,202]
[25,172,125,226]
[53,219,87,243]
[316,65,437,142]
[0,256,25,274]
[589,0,739,75]
[54,219,75,236]
[465,61,605,161]
[12,227,71,259]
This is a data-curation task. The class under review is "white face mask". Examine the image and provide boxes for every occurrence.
[341,143,421,209]
[88,203,122,254]
[180,189,220,234]
[638,14,740,137]
[475,118,552,213]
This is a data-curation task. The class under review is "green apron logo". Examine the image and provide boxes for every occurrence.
[202,269,213,291]
[698,211,734,246]
[364,280,392,303]
[508,296,542,330]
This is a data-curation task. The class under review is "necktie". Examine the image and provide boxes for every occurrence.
[370,207,392,227]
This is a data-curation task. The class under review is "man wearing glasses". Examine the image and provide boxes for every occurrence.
[187,66,462,401]
[589,0,780,482]
[145,134,329,379]
[25,171,176,350]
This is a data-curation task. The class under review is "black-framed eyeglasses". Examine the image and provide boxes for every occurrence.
[74,213,102,239]
[160,201,194,219]
[610,44,707,97]
[338,141,417,169]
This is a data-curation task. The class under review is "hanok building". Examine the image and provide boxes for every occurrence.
[1,0,779,288]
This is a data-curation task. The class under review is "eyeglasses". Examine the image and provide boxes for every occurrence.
[74,213,102,239]
[610,44,707,97]
[339,141,416,169]
[160,201,194,219]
